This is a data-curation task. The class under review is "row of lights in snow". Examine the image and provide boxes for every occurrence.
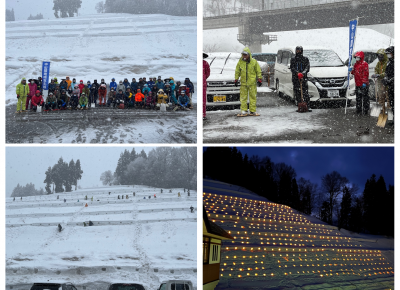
[203,192,394,279]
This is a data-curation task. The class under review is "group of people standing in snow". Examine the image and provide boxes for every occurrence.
[15,76,195,113]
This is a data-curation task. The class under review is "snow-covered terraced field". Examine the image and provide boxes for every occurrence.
[6,13,197,105]
[203,179,394,290]
[6,185,197,290]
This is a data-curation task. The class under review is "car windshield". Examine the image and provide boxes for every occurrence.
[253,55,276,63]
[303,50,344,67]
[209,54,239,73]
[109,284,145,290]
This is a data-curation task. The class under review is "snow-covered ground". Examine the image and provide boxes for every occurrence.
[203,179,394,289]
[6,13,197,105]
[6,185,197,290]
[204,26,394,60]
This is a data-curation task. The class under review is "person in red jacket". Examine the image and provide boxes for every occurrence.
[78,80,85,94]
[203,53,211,120]
[31,90,44,112]
[350,51,370,115]
[98,84,107,106]
[27,79,37,110]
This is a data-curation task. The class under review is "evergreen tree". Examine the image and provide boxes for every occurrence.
[53,0,82,18]
[6,9,15,22]
[44,166,53,194]
[74,159,83,190]
[338,186,352,230]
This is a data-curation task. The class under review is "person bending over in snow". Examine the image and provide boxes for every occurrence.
[290,46,312,112]
[135,89,145,108]
[107,88,117,107]
[31,90,44,111]
[349,51,370,115]
[79,92,89,110]
[45,92,57,111]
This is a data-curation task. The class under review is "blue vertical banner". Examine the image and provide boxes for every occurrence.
[347,18,358,87]
[42,61,51,90]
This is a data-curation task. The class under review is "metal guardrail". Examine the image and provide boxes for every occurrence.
[204,0,367,18]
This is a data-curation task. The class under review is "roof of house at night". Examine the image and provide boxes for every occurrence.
[203,207,233,240]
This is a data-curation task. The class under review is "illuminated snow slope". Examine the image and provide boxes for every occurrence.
[6,185,197,290]
[203,179,394,290]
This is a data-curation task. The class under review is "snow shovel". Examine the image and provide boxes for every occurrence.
[377,101,388,128]
[297,79,308,113]
[370,80,380,117]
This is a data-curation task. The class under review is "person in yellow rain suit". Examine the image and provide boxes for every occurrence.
[235,47,262,117]
[15,77,30,113]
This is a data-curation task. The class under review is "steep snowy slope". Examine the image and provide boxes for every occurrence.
[203,179,394,290]
[6,13,197,105]
[6,185,197,290]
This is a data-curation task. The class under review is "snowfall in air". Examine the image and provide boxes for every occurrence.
[6,185,197,290]
[204,179,394,290]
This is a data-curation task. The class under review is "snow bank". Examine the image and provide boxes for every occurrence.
[6,185,197,290]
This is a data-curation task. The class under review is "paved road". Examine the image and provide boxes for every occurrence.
[203,91,394,144]
[6,105,197,144]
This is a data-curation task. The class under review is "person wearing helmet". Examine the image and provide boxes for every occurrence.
[135,89,145,108]
[382,46,394,118]
[123,78,130,89]
[107,87,117,107]
[290,46,312,113]
[65,76,72,90]
[79,92,89,110]
[45,92,57,111]
[125,87,135,108]
[16,78,29,113]
[31,90,44,112]
[110,78,117,92]
[57,89,69,109]
[130,78,138,92]
[72,84,81,98]
[156,89,168,110]
[117,80,125,93]
[98,83,107,106]
[178,84,190,99]
[91,79,100,105]
[203,52,211,120]
[349,51,370,115]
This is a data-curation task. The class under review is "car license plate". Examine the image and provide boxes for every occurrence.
[327,90,339,98]
[213,95,226,102]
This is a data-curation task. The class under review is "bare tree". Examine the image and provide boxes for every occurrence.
[100,170,114,186]
[321,171,348,224]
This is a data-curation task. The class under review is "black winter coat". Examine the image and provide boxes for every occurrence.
[290,55,310,85]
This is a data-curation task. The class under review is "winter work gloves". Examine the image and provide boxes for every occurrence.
[362,83,367,88]
[348,67,353,72]
[257,78,262,87]
[234,79,238,87]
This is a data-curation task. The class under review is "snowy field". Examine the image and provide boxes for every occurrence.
[204,26,394,60]
[6,13,197,104]
[6,185,197,290]
[203,179,394,290]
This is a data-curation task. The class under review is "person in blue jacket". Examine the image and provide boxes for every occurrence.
[130,78,138,92]
[48,79,56,93]
[110,78,117,91]
[175,90,190,110]
[142,84,151,95]
[184,78,194,94]
[147,78,155,88]
[123,78,130,89]
[156,78,165,90]
[170,79,177,104]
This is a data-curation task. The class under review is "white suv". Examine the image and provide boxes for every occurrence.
[206,52,267,110]
[274,46,356,107]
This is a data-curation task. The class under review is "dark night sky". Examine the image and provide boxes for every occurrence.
[204,147,394,193]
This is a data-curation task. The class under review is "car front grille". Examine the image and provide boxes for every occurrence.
[316,77,346,88]
[207,81,239,87]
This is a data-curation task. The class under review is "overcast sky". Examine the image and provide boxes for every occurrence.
[6,0,101,21]
[6,146,156,196]
[204,147,394,193]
